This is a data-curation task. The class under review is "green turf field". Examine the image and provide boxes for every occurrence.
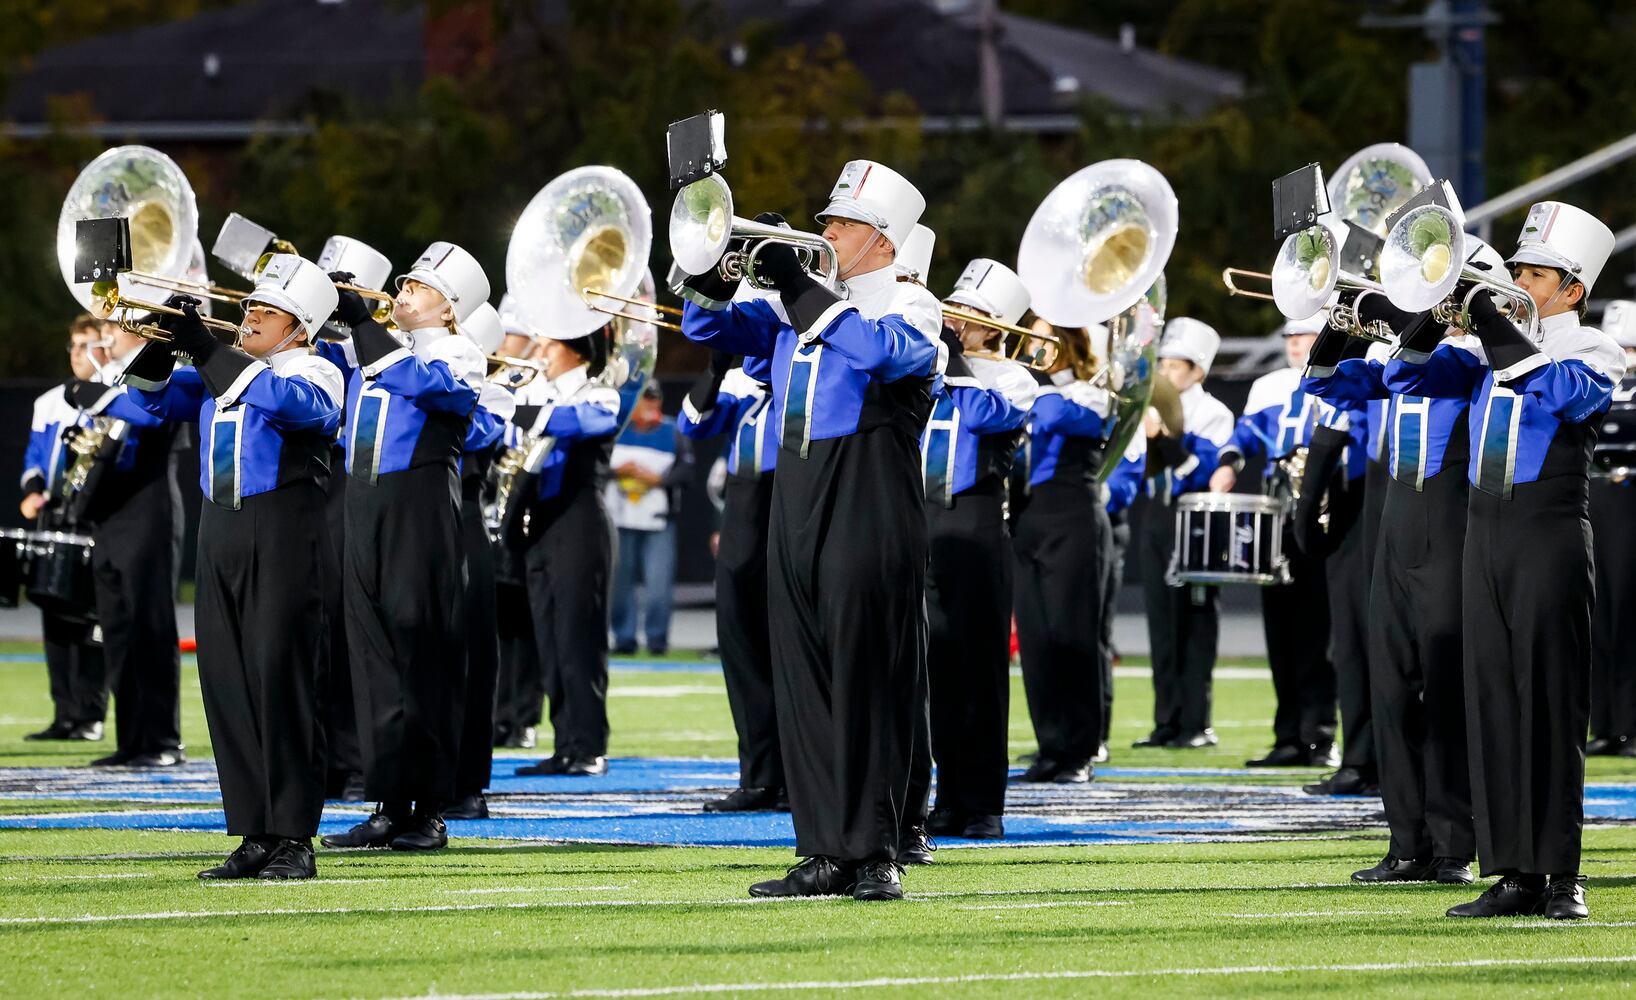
[2,652,1634,998]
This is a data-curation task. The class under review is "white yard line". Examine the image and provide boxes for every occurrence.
[952,900,1132,911]
[0,872,152,882]
[1224,910,1409,919]
[444,886,632,895]
[370,954,1636,999]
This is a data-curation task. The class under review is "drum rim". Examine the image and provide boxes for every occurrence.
[1172,493,1289,515]
[1172,569,1285,586]
[27,530,95,546]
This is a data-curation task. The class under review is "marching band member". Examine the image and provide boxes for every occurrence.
[922,260,1036,837]
[1211,318,1339,768]
[127,257,342,879]
[19,316,110,742]
[1302,290,1476,886]
[1010,318,1105,784]
[508,324,622,778]
[1588,299,1636,758]
[321,242,488,852]
[1135,318,1233,749]
[314,235,393,803]
[1385,202,1621,919]
[447,303,515,820]
[679,350,785,812]
[1099,430,1146,763]
[73,324,186,768]
[679,159,942,901]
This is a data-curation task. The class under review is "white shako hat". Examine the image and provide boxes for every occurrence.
[461,302,504,355]
[945,258,1031,327]
[894,224,935,282]
[316,235,392,292]
[497,293,536,338]
[400,241,491,323]
[243,254,339,339]
[1278,312,1327,337]
[1086,322,1111,362]
[1602,300,1636,349]
[1506,201,1615,295]
[814,160,926,252]
[1158,317,1221,376]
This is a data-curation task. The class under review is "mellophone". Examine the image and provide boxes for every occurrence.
[0,527,98,624]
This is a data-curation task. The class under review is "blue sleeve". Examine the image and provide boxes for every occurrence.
[1303,359,1389,405]
[23,427,49,479]
[948,383,1026,435]
[373,357,478,415]
[544,402,618,441]
[1105,456,1142,514]
[1383,345,1485,399]
[1030,393,1107,438]
[1226,410,1274,462]
[1511,359,1615,423]
[678,392,744,440]
[681,300,782,359]
[122,375,201,426]
[240,371,342,434]
[818,311,938,381]
[464,407,504,452]
[1172,433,1222,495]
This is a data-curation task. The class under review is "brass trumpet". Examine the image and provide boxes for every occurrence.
[89,281,240,344]
[486,353,545,388]
[942,304,1062,372]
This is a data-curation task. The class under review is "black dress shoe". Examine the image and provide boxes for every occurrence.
[899,824,935,865]
[504,726,537,750]
[198,838,275,879]
[925,806,966,837]
[612,643,638,656]
[1585,735,1614,756]
[1132,729,1177,749]
[960,814,1004,840]
[1051,760,1093,784]
[1352,855,1435,883]
[320,810,400,849]
[1613,737,1636,758]
[339,772,367,803]
[1303,767,1380,796]
[1432,857,1475,884]
[126,749,186,768]
[515,754,568,776]
[1541,876,1588,919]
[68,721,104,741]
[25,721,76,741]
[88,751,134,767]
[560,756,607,776]
[852,860,904,901]
[257,839,316,879]
[1307,742,1340,768]
[1246,744,1305,767]
[1015,759,1061,782]
[1093,742,1110,763]
[703,786,779,813]
[442,795,489,820]
[1446,877,1544,918]
[1167,729,1218,749]
[748,856,854,898]
[390,810,448,851]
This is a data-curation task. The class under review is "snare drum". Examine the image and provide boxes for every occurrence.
[24,530,98,624]
[1167,493,1291,587]
[0,528,27,608]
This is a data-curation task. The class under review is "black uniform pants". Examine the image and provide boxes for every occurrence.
[926,485,1012,817]
[1100,514,1130,744]
[196,486,328,838]
[42,611,105,726]
[768,431,926,864]
[1263,544,1336,748]
[1589,479,1636,740]
[1464,477,1593,877]
[493,567,543,738]
[456,484,500,796]
[1136,494,1218,736]
[1369,470,1474,862]
[344,464,467,806]
[523,488,611,759]
[717,473,782,790]
[91,470,182,757]
[1325,513,1374,771]
[321,448,360,789]
[1014,485,1105,766]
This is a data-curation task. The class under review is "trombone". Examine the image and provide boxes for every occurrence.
[89,281,241,344]
[941,303,1061,371]
[582,287,682,332]
[1221,267,1276,301]
[669,172,838,291]
[1221,265,1393,344]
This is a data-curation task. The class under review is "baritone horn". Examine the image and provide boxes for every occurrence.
[669,172,838,290]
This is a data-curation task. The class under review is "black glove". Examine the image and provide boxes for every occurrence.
[1450,257,1494,305]
[1306,322,1351,373]
[164,296,219,364]
[1150,434,1187,468]
[1464,289,1540,380]
[709,350,740,377]
[66,379,108,410]
[753,240,810,299]
[752,212,787,228]
[329,271,375,327]
[1291,425,1350,558]
[349,318,403,368]
[687,352,737,414]
[939,325,965,356]
[677,263,739,310]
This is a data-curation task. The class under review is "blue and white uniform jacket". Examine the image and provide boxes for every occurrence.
[922,356,1036,505]
[679,355,779,480]
[509,362,621,502]
[343,326,484,485]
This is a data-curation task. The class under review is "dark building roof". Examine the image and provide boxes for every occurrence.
[4,0,1242,140]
